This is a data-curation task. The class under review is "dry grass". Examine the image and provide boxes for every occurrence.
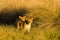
[0,22,60,40]
[0,0,60,40]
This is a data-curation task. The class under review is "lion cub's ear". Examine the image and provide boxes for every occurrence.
[19,16,26,21]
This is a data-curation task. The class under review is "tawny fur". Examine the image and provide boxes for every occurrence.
[17,16,26,30]
[17,15,33,32]
[24,17,33,32]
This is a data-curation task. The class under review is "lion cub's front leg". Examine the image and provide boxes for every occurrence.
[17,21,22,30]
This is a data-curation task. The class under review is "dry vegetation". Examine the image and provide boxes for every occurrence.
[0,0,60,40]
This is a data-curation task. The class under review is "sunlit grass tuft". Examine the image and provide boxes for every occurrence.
[0,24,60,40]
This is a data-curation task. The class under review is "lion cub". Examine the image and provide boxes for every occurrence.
[17,16,26,30]
[17,15,33,32]
[24,17,33,32]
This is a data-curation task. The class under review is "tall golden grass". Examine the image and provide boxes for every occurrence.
[0,0,60,40]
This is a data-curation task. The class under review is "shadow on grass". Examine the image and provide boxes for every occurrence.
[0,7,29,26]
